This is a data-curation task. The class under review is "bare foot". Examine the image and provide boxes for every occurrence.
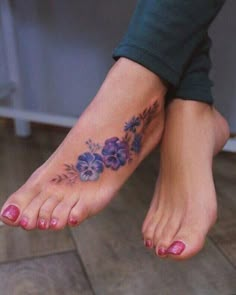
[0,58,166,230]
[142,99,229,260]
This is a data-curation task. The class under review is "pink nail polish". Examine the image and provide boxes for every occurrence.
[166,241,186,255]
[50,218,58,228]
[20,216,28,228]
[38,218,48,230]
[69,217,78,226]
[145,240,153,248]
[1,205,20,222]
[158,247,167,256]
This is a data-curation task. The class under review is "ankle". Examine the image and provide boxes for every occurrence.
[99,58,167,108]
[212,109,230,154]
[168,99,213,118]
[168,98,230,155]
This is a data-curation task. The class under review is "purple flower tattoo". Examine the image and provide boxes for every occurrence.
[51,100,159,184]
[102,137,129,170]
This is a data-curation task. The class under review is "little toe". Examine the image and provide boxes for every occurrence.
[1,188,39,225]
[50,195,79,230]
[68,199,90,227]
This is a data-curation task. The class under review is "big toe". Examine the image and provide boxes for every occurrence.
[1,186,39,225]
[165,227,208,260]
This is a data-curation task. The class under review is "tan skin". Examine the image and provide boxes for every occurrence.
[0,58,229,260]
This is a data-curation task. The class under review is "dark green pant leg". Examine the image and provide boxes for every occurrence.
[171,34,214,104]
[113,0,225,88]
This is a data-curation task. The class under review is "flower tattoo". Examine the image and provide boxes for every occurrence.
[76,152,104,181]
[102,137,130,170]
[51,100,159,184]
[131,134,142,154]
[124,116,141,133]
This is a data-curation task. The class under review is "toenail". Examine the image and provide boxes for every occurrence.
[19,216,28,228]
[50,218,58,228]
[68,217,78,226]
[38,218,48,230]
[158,247,167,256]
[166,241,186,255]
[1,205,20,222]
[145,240,153,248]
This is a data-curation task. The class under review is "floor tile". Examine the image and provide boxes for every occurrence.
[0,251,93,295]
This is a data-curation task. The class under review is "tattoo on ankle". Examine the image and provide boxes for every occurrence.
[51,100,159,184]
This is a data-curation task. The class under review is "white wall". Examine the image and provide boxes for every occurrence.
[11,0,135,117]
[209,0,236,132]
[1,0,236,131]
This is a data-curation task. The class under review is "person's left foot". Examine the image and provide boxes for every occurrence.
[142,99,229,260]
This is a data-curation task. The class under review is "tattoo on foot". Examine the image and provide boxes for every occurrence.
[51,101,159,184]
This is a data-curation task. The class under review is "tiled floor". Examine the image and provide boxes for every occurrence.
[0,120,236,295]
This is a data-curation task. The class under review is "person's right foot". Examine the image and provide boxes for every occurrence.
[142,99,229,260]
[0,58,166,231]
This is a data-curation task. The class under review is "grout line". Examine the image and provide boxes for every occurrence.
[209,237,236,271]
[74,251,97,295]
[0,249,76,267]
[69,228,96,295]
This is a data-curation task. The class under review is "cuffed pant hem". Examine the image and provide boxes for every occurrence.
[113,44,180,87]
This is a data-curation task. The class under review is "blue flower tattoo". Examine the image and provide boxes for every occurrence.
[124,116,141,133]
[76,152,104,181]
[131,134,142,154]
[51,100,159,184]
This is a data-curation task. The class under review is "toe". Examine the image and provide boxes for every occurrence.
[155,215,182,257]
[68,199,90,227]
[165,227,206,260]
[1,188,40,225]
[142,194,159,234]
[37,195,62,230]
[142,214,162,249]
[152,216,169,248]
[50,195,78,230]
[19,192,51,230]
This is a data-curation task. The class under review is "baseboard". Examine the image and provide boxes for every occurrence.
[223,137,236,152]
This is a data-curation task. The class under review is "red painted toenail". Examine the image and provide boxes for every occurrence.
[158,247,167,256]
[1,205,20,222]
[69,217,78,226]
[145,240,153,248]
[50,218,58,228]
[166,241,186,255]
[20,216,28,228]
[38,218,48,230]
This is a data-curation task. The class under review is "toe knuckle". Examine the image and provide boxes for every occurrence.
[7,193,18,204]
[43,187,54,197]
[40,207,51,217]
[42,186,61,200]
[143,230,153,240]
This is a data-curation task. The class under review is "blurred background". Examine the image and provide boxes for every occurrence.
[0,0,236,134]
[0,1,235,294]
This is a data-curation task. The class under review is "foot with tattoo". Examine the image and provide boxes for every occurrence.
[142,99,229,260]
[0,58,166,230]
